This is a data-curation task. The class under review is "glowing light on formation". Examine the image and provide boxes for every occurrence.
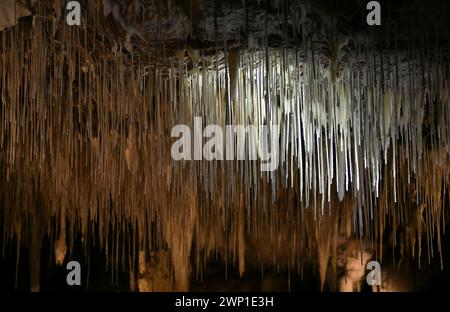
[0,3,448,291]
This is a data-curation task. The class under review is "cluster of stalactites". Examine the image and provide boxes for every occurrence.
[0,9,449,291]
[183,45,450,226]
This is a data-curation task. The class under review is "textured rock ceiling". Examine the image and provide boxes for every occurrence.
[3,1,449,59]
[104,0,450,56]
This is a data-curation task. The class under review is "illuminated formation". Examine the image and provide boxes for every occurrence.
[0,0,448,291]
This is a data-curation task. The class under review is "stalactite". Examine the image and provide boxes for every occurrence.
[0,0,448,291]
